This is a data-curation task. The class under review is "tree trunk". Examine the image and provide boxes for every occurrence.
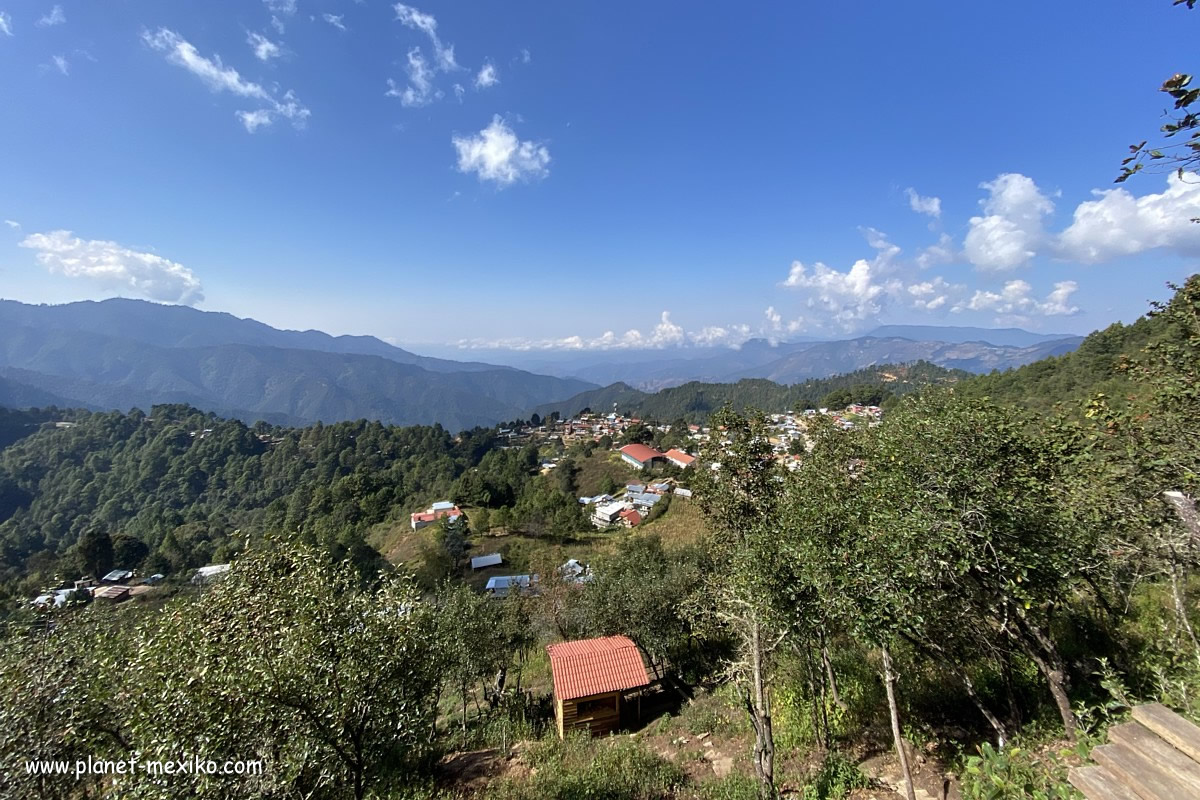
[1012,614,1076,741]
[1168,555,1200,671]
[745,620,776,800]
[822,642,848,711]
[881,645,916,800]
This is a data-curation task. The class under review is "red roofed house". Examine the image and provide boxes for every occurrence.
[664,449,696,469]
[619,443,665,470]
[547,635,650,738]
[618,508,642,528]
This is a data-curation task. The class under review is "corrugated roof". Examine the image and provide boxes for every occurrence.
[619,444,664,464]
[664,449,695,465]
[548,635,650,701]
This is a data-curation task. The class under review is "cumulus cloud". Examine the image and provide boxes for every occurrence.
[905,187,941,219]
[322,13,346,31]
[780,229,906,331]
[475,61,498,89]
[453,116,550,187]
[915,233,956,269]
[143,28,310,131]
[393,3,457,71]
[20,230,204,305]
[455,312,761,351]
[0,12,13,36]
[906,276,962,311]
[953,279,1078,317]
[963,173,1055,272]
[247,32,281,61]
[386,47,440,107]
[37,5,65,27]
[1056,172,1200,263]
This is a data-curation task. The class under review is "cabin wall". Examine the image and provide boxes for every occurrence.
[556,691,622,738]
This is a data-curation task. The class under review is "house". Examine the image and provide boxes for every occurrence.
[618,508,642,527]
[619,444,666,470]
[93,585,131,603]
[627,492,662,512]
[648,482,672,494]
[411,502,462,530]
[673,487,693,498]
[560,559,594,584]
[470,553,503,570]
[547,635,650,738]
[592,501,630,529]
[101,569,134,584]
[625,483,647,494]
[191,564,232,585]
[485,575,538,597]
[664,449,696,469]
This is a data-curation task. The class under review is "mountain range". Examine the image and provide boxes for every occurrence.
[0,299,595,430]
[0,298,1087,428]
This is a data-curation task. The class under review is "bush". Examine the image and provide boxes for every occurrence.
[961,743,1082,800]
[486,735,687,800]
[801,752,870,800]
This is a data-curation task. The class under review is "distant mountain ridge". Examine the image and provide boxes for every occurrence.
[0,299,595,430]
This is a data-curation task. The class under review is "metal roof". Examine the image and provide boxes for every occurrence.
[470,553,503,570]
[547,635,650,701]
[619,444,664,464]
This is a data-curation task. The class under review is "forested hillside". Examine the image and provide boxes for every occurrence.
[537,361,968,420]
[957,310,1165,413]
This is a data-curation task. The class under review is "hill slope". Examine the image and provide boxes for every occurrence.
[0,301,595,430]
[536,361,969,421]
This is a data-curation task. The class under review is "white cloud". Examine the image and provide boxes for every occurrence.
[322,13,346,31]
[782,259,894,330]
[452,115,550,187]
[0,12,13,37]
[452,82,464,102]
[247,32,281,61]
[37,5,65,27]
[51,54,68,75]
[520,48,531,63]
[915,233,956,269]
[386,47,440,107]
[143,28,310,131]
[264,0,297,16]
[237,109,274,132]
[905,187,941,219]
[456,312,759,351]
[963,173,1055,272]
[20,230,204,305]
[475,61,498,89]
[953,279,1078,317]
[906,276,962,311]
[1056,172,1200,263]
[270,15,286,34]
[4,219,20,229]
[393,3,457,71]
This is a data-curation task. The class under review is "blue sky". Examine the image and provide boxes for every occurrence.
[1,0,1199,351]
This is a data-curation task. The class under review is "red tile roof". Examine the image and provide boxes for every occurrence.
[664,449,695,465]
[618,509,642,526]
[619,444,664,464]
[547,635,650,701]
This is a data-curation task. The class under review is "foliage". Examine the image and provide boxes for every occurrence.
[961,743,1082,800]
[484,736,687,800]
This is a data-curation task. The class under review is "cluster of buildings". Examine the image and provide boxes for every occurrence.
[31,562,233,609]
[410,500,463,530]
[582,478,690,530]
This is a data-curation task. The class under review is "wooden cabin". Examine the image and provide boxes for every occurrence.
[547,635,650,738]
